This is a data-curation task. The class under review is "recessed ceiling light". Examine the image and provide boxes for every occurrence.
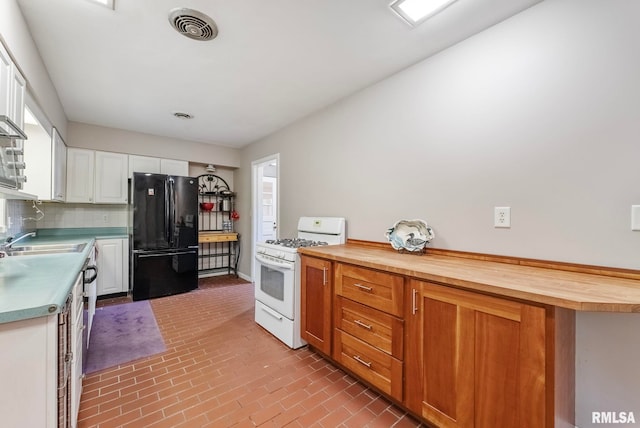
[85,0,115,10]
[389,0,458,27]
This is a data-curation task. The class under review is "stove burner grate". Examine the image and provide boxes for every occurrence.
[265,238,329,248]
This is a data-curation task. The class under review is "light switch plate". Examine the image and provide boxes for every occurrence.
[631,205,640,231]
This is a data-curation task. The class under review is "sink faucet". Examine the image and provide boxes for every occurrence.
[1,231,37,251]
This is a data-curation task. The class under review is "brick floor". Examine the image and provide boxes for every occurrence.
[78,276,425,428]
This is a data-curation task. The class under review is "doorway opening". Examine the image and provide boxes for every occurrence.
[251,154,279,280]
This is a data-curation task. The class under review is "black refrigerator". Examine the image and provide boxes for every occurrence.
[131,173,199,301]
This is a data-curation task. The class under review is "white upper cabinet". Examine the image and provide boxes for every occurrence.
[66,149,128,204]
[23,125,67,201]
[10,67,25,130]
[0,42,26,130]
[66,148,95,203]
[94,151,128,204]
[52,128,67,201]
[128,155,160,178]
[128,155,189,178]
[0,44,11,118]
[160,158,189,176]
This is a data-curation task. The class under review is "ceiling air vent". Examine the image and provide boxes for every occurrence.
[173,112,193,119]
[168,8,218,41]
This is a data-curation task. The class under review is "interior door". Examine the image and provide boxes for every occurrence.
[261,176,277,241]
[252,154,280,281]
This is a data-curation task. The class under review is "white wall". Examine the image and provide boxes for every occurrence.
[237,1,640,426]
[68,122,241,168]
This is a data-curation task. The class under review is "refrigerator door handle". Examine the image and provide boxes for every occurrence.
[168,177,176,248]
[164,179,172,247]
[137,250,197,258]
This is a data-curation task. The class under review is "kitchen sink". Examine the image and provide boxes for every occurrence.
[4,243,87,257]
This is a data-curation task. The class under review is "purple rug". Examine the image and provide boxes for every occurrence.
[85,300,166,374]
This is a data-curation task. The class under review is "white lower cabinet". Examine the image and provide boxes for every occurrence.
[96,238,129,296]
[85,245,97,345]
[0,272,85,428]
[71,272,84,428]
[0,315,58,427]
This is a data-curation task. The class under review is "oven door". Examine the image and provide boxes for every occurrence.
[254,253,296,320]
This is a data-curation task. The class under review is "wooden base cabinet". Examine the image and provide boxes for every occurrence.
[300,256,333,354]
[404,279,566,428]
[333,263,405,402]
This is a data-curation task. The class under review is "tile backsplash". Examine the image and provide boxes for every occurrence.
[1,200,127,239]
[3,200,38,238]
[35,202,128,229]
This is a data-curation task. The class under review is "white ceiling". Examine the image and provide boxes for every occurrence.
[16,0,542,148]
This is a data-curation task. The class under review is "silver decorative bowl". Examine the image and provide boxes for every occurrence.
[385,219,434,253]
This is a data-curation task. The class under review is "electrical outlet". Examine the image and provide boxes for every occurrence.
[494,207,511,228]
[632,205,640,231]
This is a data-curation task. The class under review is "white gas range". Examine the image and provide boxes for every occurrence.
[254,217,346,349]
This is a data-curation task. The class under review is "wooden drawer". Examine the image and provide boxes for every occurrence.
[334,329,403,401]
[334,297,403,360]
[335,264,404,317]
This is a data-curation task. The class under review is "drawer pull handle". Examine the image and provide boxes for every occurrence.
[353,283,373,292]
[354,319,372,330]
[261,305,283,321]
[412,288,418,315]
[322,267,328,285]
[353,355,372,368]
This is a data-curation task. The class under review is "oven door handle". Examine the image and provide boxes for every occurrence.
[255,254,294,271]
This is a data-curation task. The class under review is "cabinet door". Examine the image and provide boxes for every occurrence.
[66,148,95,203]
[405,280,546,428]
[96,239,125,296]
[0,43,11,118]
[121,237,130,294]
[70,273,84,428]
[52,128,66,201]
[160,158,189,176]
[10,65,25,128]
[300,256,332,354]
[22,122,53,199]
[86,245,97,343]
[0,314,58,427]
[95,151,128,204]
[129,155,161,178]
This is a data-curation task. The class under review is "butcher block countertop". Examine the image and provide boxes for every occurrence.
[198,231,238,243]
[298,242,640,313]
